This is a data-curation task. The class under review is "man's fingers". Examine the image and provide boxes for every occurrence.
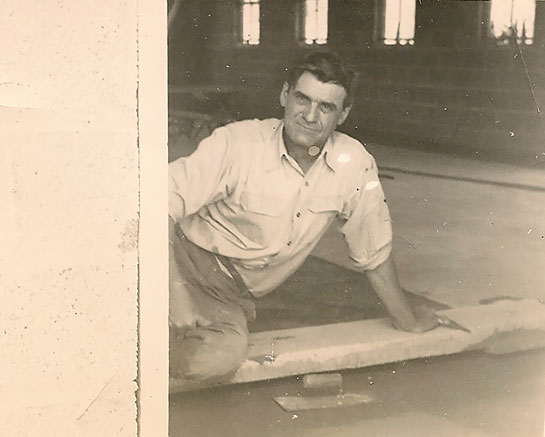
[414,303,436,318]
[403,307,440,333]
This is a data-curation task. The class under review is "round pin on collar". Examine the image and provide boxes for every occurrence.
[308,145,320,157]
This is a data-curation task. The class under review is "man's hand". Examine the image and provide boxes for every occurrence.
[392,304,439,333]
[169,313,211,331]
[366,255,440,334]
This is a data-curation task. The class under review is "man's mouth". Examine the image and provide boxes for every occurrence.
[296,122,320,133]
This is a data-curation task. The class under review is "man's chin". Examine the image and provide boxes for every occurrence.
[285,126,321,149]
[291,132,319,148]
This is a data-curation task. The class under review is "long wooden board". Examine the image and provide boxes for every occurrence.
[170,299,545,393]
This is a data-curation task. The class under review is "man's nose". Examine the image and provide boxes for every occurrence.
[302,102,319,123]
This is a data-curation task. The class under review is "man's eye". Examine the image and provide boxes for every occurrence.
[320,104,334,113]
[295,94,307,103]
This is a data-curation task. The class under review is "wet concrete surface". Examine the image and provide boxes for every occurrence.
[250,255,448,333]
[170,349,545,436]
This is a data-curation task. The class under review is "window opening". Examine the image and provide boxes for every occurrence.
[489,0,535,45]
[241,0,260,45]
[303,0,328,44]
[383,0,415,45]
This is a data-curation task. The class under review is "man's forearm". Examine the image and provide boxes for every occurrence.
[365,254,418,331]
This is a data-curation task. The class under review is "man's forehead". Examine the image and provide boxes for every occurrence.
[292,71,347,104]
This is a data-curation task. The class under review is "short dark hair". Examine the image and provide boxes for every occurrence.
[286,51,357,108]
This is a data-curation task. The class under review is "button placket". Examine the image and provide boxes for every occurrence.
[287,174,313,249]
[288,186,305,248]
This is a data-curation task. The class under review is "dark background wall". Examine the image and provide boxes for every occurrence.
[168,0,545,166]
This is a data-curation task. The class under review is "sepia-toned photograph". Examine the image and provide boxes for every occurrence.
[167,1,545,435]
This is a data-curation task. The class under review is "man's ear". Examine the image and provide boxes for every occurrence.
[337,105,352,126]
[279,82,289,108]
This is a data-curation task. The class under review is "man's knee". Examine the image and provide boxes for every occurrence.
[170,324,249,384]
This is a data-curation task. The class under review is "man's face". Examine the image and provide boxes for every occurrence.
[280,71,351,151]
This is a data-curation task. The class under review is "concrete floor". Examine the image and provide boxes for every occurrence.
[313,143,545,308]
[170,143,545,436]
[171,349,545,437]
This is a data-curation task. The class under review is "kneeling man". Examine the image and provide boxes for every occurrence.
[169,52,437,389]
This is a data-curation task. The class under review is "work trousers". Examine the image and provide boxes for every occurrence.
[169,224,256,387]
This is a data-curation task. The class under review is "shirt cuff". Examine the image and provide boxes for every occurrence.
[350,241,392,272]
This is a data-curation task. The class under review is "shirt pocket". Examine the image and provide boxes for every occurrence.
[307,195,343,215]
[240,191,288,216]
[234,191,291,249]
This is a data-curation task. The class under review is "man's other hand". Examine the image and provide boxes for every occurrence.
[169,309,211,331]
[169,280,211,330]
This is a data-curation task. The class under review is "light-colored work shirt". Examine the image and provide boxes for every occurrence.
[169,118,392,297]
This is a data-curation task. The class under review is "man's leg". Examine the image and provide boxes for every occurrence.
[169,288,249,385]
[169,221,253,388]
[169,216,203,328]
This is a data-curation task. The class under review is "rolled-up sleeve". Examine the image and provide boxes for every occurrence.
[169,126,235,222]
[340,159,393,271]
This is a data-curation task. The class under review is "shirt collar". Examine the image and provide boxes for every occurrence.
[274,121,289,160]
[271,121,339,173]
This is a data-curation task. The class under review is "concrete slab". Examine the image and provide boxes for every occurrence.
[170,299,545,393]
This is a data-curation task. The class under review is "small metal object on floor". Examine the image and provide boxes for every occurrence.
[273,373,377,412]
[303,373,343,395]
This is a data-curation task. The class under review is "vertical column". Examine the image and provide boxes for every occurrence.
[260,0,298,48]
[328,0,375,49]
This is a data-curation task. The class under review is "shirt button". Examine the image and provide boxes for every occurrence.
[304,181,309,187]
[296,212,301,218]
[287,241,292,246]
